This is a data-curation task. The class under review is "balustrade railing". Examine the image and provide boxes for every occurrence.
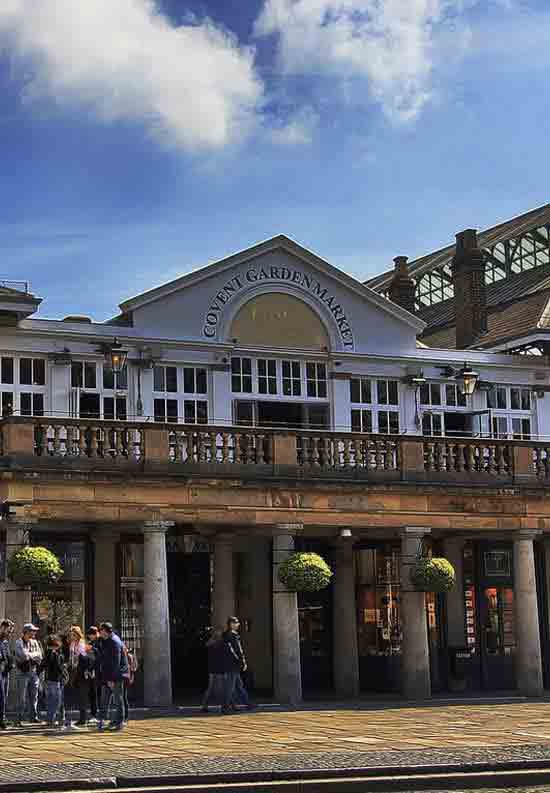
[423,438,512,476]
[297,432,399,472]
[33,419,144,461]
[168,427,272,465]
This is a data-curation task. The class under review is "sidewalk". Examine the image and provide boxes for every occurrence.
[3,699,550,791]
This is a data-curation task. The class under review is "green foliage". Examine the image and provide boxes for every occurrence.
[278,552,333,593]
[411,556,456,593]
[7,546,64,588]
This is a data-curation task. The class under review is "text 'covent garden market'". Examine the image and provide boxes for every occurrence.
[3,203,550,706]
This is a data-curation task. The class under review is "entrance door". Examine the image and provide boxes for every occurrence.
[476,545,515,690]
[167,552,211,698]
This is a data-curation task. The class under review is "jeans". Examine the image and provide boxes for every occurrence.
[201,673,226,707]
[64,679,88,724]
[123,680,129,722]
[16,672,40,722]
[99,681,124,726]
[46,682,63,724]
[225,671,249,707]
[88,679,97,718]
[0,673,8,722]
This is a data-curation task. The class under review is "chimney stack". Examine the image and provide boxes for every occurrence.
[388,256,416,315]
[452,228,487,349]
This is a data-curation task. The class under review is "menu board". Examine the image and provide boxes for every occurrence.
[465,584,477,649]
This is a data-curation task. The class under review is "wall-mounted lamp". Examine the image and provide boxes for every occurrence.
[339,528,353,539]
[437,362,479,397]
[99,338,128,374]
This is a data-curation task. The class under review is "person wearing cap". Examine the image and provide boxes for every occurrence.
[0,619,14,729]
[14,623,44,726]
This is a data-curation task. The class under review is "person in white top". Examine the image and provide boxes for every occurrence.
[14,623,43,726]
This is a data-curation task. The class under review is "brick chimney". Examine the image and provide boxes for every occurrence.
[388,256,416,315]
[452,228,487,349]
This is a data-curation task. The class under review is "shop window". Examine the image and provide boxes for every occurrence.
[103,364,128,391]
[355,546,402,658]
[258,359,277,395]
[103,397,127,421]
[306,363,327,398]
[231,357,252,393]
[0,357,13,385]
[419,383,441,406]
[1,392,13,416]
[350,378,371,404]
[377,380,399,406]
[445,384,467,407]
[32,541,87,640]
[20,357,45,386]
[352,409,373,433]
[154,398,178,423]
[71,361,97,389]
[20,393,44,417]
[282,360,301,396]
[422,413,443,436]
[120,542,144,662]
[183,399,208,424]
[483,586,515,655]
[183,367,207,395]
[378,411,399,434]
[153,365,177,393]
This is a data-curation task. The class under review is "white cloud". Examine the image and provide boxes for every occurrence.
[0,0,264,150]
[255,0,474,122]
[269,106,319,144]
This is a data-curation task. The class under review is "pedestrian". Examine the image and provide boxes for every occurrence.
[14,623,43,726]
[201,627,228,713]
[0,619,14,729]
[41,635,68,728]
[84,626,99,723]
[63,626,88,728]
[223,617,255,713]
[97,622,126,731]
[121,645,138,724]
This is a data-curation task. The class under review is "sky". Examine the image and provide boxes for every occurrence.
[0,0,550,320]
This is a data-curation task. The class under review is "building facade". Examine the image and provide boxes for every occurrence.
[1,232,550,704]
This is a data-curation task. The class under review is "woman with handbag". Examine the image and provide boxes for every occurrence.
[63,626,88,729]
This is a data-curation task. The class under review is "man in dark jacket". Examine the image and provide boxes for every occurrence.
[223,617,254,712]
[0,619,14,729]
[201,627,228,713]
[97,622,127,731]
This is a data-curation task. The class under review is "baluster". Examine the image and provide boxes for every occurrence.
[207,431,216,463]
[310,436,320,468]
[424,442,435,472]
[465,443,475,472]
[374,440,383,471]
[340,438,349,469]
[76,425,86,457]
[351,438,361,469]
[434,441,444,471]
[495,444,506,475]
[217,431,227,464]
[486,444,496,475]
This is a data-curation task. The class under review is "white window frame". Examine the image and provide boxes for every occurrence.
[349,377,400,434]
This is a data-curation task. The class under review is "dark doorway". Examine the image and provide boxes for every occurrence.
[167,552,211,698]
[444,412,472,437]
[258,401,303,428]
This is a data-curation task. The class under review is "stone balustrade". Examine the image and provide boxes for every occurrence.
[0,414,548,484]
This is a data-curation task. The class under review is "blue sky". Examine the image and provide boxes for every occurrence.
[0,0,549,320]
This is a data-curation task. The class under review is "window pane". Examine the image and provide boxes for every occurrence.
[318,380,327,398]
[184,400,195,423]
[258,360,266,377]
[457,389,467,407]
[104,397,115,420]
[33,359,45,385]
[84,363,96,389]
[307,380,316,398]
[377,380,388,405]
[521,389,531,411]
[103,367,115,390]
[350,379,360,403]
[20,358,32,385]
[235,401,254,426]
[116,398,127,421]
[306,363,315,381]
[351,409,361,432]
[167,400,178,422]
[431,384,441,405]
[522,418,531,438]
[153,366,165,392]
[1,358,13,385]
[20,393,32,416]
[242,375,252,393]
[497,388,507,409]
[422,414,432,435]
[242,358,252,376]
[196,369,207,394]
[283,378,291,396]
[292,362,300,378]
[154,398,165,422]
[510,388,520,410]
[487,389,496,409]
[1,392,13,416]
[419,383,429,405]
[232,375,241,393]
[33,393,44,417]
[445,384,456,406]
[117,366,128,390]
[361,380,372,404]
[183,368,195,393]
[433,414,442,434]
[196,401,208,424]
[378,412,388,433]
[282,361,290,378]
[268,360,276,377]
[388,381,398,405]
[363,410,373,433]
[166,367,178,393]
[389,411,399,433]
[71,362,83,388]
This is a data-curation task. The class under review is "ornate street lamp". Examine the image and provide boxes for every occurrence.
[105,339,128,375]
[456,363,479,397]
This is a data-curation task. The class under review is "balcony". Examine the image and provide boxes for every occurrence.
[0,414,548,487]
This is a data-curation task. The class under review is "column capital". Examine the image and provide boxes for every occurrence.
[143,521,175,535]
[514,530,543,542]
[273,523,303,536]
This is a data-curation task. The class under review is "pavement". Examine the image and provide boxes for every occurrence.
[4,699,550,791]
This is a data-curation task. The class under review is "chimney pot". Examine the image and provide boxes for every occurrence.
[388,255,415,315]
[452,227,487,348]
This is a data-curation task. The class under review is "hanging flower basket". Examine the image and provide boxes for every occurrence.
[278,552,333,593]
[411,557,455,593]
[7,546,64,588]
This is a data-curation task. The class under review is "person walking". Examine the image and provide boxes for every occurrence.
[223,617,255,713]
[122,645,137,724]
[0,619,14,729]
[41,635,68,728]
[201,627,228,713]
[63,626,88,728]
[97,622,126,731]
[14,623,43,726]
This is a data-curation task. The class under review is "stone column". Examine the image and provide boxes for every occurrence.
[272,525,302,705]
[514,531,543,696]
[212,533,235,629]
[143,521,174,707]
[400,528,431,700]
[442,537,466,647]
[91,528,119,625]
[333,540,359,697]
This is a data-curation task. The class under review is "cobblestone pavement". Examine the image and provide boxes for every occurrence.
[4,702,550,786]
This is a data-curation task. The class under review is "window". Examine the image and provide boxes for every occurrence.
[377,380,399,406]
[153,366,177,393]
[445,384,467,408]
[103,365,128,391]
[422,413,443,436]
[510,387,531,411]
[351,409,373,433]
[20,393,44,417]
[258,359,277,395]
[103,397,127,421]
[154,399,178,423]
[0,358,13,385]
[282,361,301,396]
[184,399,208,424]
[20,358,45,386]
[71,362,96,389]
[231,358,252,393]
[350,378,371,404]
[1,392,13,416]
[487,386,507,410]
[183,367,207,395]
[419,383,441,406]
[511,417,531,440]
[306,363,327,398]
[492,416,508,439]
[378,411,400,434]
